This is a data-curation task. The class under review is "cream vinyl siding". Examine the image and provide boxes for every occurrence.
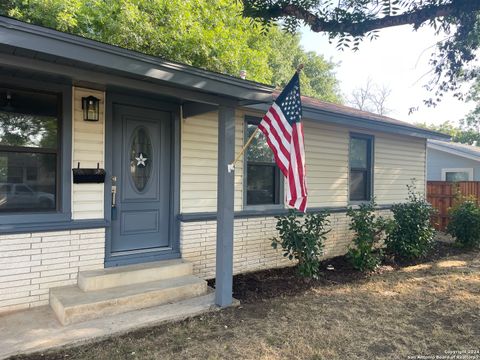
[180,110,245,213]
[298,122,425,207]
[71,87,105,220]
[303,120,349,207]
[373,132,426,204]
[180,112,218,213]
[179,108,427,212]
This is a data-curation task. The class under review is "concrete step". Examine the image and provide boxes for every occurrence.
[78,259,193,291]
[1,293,224,359]
[50,275,208,325]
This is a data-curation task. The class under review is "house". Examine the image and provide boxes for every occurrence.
[427,139,480,181]
[0,16,449,324]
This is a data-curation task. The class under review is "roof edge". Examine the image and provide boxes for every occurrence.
[428,141,480,162]
[304,105,451,140]
[245,103,451,140]
[0,16,274,101]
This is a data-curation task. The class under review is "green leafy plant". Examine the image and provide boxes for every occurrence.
[447,198,480,249]
[346,199,386,272]
[272,209,331,278]
[385,182,436,262]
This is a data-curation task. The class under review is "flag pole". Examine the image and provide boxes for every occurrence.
[227,64,304,173]
[227,128,259,172]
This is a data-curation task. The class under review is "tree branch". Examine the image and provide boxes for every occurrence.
[271,0,480,36]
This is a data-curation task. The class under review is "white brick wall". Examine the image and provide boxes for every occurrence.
[181,217,289,279]
[1,210,391,313]
[0,228,105,314]
[180,210,391,279]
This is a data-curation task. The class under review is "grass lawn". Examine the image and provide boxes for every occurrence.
[11,247,480,360]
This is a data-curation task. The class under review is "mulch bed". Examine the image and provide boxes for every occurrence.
[207,240,469,303]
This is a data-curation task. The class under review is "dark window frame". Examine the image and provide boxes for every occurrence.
[349,133,374,203]
[243,116,284,210]
[0,86,62,213]
[0,76,72,226]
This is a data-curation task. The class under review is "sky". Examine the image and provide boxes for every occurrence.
[300,24,476,126]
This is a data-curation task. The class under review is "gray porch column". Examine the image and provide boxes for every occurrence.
[215,105,235,307]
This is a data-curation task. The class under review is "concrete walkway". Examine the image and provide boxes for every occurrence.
[0,293,222,359]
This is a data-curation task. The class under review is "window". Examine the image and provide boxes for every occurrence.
[441,168,473,182]
[349,134,373,201]
[0,87,60,212]
[245,117,281,206]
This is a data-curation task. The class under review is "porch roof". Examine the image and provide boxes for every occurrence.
[0,15,450,141]
[0,16,273,105]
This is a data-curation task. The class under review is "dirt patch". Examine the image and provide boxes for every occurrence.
[209,240,470,303]
[223,255,373,303]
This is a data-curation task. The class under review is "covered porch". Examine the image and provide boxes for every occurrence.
[0,16,273,323]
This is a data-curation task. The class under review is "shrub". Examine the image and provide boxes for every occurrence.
[272,209,331,278]
[447,199,480,249]
[385,183,436,262]
[346,199,387,272]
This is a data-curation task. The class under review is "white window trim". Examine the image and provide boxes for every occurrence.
[441,168,474,181]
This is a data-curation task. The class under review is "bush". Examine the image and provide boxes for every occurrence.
[346,199,387,272]
[447,200,480,249]
[272,209,331,278]
[385,183,436,262]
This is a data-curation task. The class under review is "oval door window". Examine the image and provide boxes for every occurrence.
[130,126,152,192]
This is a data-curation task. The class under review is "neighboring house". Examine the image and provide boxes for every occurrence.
[427,139,480,181]
[0,16,448,323]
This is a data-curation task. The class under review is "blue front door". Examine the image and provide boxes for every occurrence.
[111,103,172,256]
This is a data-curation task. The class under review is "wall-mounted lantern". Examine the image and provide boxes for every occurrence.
[82,96,100,121]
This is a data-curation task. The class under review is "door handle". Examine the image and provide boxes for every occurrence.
[111,185,117,207]
[111,176,117,208]
[111,176,117,220]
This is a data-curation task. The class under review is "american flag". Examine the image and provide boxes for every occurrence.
[258,72,308,212]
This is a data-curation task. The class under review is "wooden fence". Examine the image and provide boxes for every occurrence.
[427,181,480,231]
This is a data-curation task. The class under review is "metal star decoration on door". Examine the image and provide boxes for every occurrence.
[135,153,148,167]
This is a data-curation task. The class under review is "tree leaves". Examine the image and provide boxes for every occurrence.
[241,0,480,104]
[415,120,480,146]
[0,0,342,102]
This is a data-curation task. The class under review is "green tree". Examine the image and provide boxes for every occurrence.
[462,80,480,133]
[242,0,480,104]
[266,28,341,102]
[2,0,272,83]
[0,0,341,102]
[416,121,480,146]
